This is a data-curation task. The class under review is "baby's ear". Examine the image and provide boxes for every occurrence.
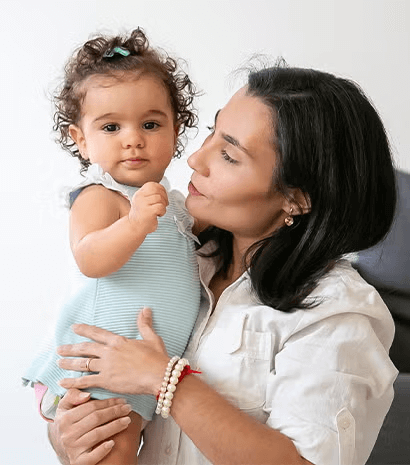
[69,124,88,159]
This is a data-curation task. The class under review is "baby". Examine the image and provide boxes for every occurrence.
[23,28,201,464]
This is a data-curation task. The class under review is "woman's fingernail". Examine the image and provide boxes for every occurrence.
[79,392,91,399]
[143,307,151,317]
[120,416,131,425]
[104,440,115,449]
[121,404,132,414]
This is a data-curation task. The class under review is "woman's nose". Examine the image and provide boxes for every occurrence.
[122,129,144,149]
[188,146,210,177]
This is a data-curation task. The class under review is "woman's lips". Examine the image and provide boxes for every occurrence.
[188,181,204,196]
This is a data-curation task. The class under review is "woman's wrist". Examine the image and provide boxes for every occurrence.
[155,357,202,418]
[150,355,174,397]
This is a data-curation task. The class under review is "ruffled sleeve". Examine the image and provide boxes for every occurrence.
[169,189,200,245]
[65,164,135,208]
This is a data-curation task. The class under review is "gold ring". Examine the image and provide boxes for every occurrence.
[85,358,92,372]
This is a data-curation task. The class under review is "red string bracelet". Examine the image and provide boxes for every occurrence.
[156,365,201,400]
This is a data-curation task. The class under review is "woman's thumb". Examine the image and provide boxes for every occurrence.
[138,307,154,340]
[58,388,90,411]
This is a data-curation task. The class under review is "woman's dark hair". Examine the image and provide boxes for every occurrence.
[199,63,397,312]
[53,27,198,172]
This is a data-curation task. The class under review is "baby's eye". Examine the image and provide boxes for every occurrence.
[103,124,119,132]
[143,122,159,130]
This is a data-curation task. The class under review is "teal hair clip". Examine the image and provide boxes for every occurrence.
[103,46,131,58]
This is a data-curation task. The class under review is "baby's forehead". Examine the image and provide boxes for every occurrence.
[79,71,168,96]
[82,71,142,88]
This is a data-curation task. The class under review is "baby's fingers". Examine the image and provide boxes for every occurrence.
[135,182,169,205]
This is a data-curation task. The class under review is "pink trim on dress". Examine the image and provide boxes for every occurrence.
[34,383,54,423]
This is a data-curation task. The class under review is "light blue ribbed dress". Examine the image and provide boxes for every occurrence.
[23,166,201,420]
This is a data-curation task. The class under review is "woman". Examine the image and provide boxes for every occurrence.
[48,64,398,465]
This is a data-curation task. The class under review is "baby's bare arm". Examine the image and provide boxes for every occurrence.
[70,184,167,278]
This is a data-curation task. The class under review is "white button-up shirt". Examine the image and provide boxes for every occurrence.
[139,257,398,465]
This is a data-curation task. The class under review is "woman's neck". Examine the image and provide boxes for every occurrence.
[208,236,250,308]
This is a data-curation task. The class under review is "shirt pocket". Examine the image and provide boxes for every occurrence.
[336,407,355,465]
[198,312,272,414]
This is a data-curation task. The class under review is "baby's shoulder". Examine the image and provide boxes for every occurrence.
[71,184,128,211]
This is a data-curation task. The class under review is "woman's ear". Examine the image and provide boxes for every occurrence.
[286,188,311,216]
[69,124,88,160]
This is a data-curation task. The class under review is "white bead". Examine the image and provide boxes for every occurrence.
[161,381,168,387]
[161,406,170,417]
[167,384,176,393]
[163,398,172,407]
[155,407,161,414]
[170,376,179,384]
[172,369,182,377]
[165,391,174,400]
[160,386,167,393]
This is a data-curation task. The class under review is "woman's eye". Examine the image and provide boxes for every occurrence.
[207,125,215,134]
[222,150,238,164]
[103,124,119,132]
[143,122,159,130]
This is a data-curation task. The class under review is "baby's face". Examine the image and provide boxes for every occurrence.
[69,73,177,186]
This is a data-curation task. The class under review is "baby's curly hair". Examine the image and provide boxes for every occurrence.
[53,28,199,172]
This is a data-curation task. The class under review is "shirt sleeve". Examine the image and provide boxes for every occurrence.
[265,306,397,465]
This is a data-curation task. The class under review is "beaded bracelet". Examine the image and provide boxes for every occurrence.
[155,356,179,415]
[155,357,201,419]
[158,358,188,418]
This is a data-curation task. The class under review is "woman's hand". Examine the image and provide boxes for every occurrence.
[48,388,132,465]
[57,308,170,397]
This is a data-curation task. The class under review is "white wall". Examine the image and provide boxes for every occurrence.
[1,0,409,463]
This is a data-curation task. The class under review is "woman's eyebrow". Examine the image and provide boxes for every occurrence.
[215,110,252,157]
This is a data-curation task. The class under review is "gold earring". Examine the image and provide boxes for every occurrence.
[285,207,294,227]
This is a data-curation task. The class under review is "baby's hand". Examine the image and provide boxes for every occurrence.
[129,182,169,235]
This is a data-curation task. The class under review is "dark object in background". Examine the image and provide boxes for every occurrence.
[355,170,410,464]
[356,170,410,373]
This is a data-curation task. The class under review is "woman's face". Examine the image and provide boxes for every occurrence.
[186,86,288,241]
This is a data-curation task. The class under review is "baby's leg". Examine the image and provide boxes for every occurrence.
[98,411,142,465]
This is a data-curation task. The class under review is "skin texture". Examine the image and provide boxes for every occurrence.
[69,74,177,186]
[51,88,312,464]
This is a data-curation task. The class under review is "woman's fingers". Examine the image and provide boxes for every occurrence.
[71,323,128,346]
[79,414,132,448]
[59,374,101,390]
[52,396,132,465]
[58,356,101,373]
[57,341,102,358]
[64,397,129,424]
[79,439,115,465]
[137,307,153,339]
[58,388,91,411]
[138,307,161,343]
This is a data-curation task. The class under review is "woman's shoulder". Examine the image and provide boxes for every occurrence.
[294,259,395,348]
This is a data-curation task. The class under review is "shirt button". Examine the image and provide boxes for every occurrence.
[165,444,172,455]
[340,418,351,430]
